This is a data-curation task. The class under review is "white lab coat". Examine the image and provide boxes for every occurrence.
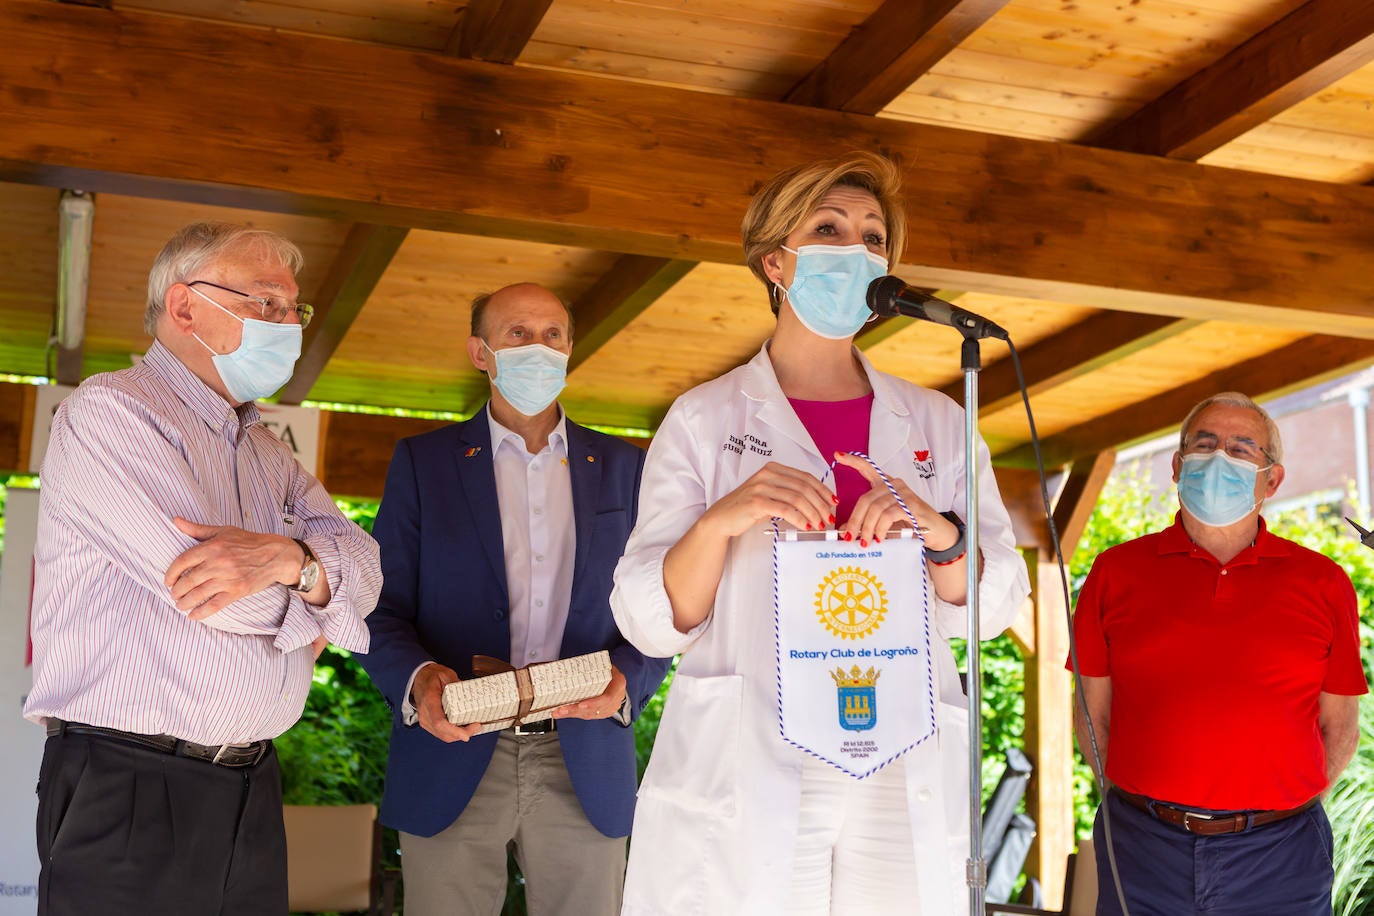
[612,343,1030,916]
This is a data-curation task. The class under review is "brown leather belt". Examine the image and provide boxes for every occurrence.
[1113,787,1317,836]
[46,718,271,768]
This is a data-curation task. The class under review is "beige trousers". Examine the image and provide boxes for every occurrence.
[399,732,626,916]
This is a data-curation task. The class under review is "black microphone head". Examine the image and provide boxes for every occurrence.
[866,275,905,317]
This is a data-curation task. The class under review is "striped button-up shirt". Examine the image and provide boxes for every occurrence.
[23,341,381,744]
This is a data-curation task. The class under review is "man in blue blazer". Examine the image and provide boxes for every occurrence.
[359,283,670,916]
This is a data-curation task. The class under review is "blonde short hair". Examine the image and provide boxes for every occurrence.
[741,151,906,313]
[145,223,304,334]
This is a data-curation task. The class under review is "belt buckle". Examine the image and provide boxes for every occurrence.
[1182,810,1216,832]
[212,741,266,766]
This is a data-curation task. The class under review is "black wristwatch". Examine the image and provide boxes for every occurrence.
[925,511,967,565]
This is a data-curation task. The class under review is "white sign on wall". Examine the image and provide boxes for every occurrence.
[0,487,42,914]
[255,402,322,476]
[26,385,75,474]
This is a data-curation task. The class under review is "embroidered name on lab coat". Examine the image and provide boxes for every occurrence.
[723,434,772,457]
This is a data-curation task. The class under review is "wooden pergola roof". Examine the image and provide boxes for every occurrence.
[2,0,1371,493]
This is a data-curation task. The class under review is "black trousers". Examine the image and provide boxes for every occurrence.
[36,729,288,916]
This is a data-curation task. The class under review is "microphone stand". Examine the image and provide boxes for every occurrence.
[959,333,987,916]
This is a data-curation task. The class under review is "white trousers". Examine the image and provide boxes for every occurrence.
[785,755,922,915]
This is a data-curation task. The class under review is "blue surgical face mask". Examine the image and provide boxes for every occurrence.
[776,243,889,340]
[484,341,568,416]
[190,286,301,403]
[1177,451,1267,527]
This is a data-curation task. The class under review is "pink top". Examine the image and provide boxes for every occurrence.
[787,393,875,525]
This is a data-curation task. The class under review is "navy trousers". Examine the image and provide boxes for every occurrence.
[36,730,288,916]
[1092,788,1333,916]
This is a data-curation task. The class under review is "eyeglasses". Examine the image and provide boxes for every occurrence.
[1182,433,1274,467]
[187,280,314,329]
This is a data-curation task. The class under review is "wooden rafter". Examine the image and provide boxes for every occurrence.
[567,256,695,372]
[278,224,409,404]
[4,0,1374,334]
[1052,450,1116,560]
[444,0,554,62]
[995,335,1374,468]
[784,0,1011,114]
[1094,0,1374,160]
[937,314,1199,414]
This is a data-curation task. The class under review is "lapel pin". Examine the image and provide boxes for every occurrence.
[586,455,596,463]
[465,446,482,458]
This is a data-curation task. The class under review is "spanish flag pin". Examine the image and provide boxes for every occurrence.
[464,446,482,458]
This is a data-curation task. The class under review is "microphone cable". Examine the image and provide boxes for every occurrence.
[999,335,1133,916]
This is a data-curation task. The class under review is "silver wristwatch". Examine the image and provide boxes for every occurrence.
[291,538,321,593]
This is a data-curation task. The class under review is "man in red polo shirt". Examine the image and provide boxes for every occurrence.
[1069,391,1367,916]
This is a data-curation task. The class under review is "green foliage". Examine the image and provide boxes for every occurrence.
[1329,696,1374,916]
[276,647,392,808]
[1267,503,1374,916]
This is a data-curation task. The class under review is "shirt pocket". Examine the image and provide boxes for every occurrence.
[638,673,744,819]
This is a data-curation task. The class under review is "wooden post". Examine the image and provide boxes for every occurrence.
[1021,547,1075,909]
[1004,452,1113,907]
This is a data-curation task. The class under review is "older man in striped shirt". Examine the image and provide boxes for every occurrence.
[23,222,382,916]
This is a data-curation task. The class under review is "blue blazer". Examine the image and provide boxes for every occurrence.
[359,407,670,838]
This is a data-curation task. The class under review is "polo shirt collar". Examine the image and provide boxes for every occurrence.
[1158,512,1289,564]
[143,340,261,435]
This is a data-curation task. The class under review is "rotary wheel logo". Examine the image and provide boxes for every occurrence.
[814,566,887,639]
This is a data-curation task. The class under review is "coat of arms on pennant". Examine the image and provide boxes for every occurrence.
[834,665,880,731]
[774,528,936,778]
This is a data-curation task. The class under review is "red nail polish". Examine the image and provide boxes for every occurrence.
[843,532,853,541]
[828,514,836,524]
[805,522,812,530]
[860,539,868,548]
[832,495,840,504]
[875,535,882,544]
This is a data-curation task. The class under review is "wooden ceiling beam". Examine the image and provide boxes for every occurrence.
[1094,0,1374,160]
[994,335,1374,468]
[937,313,1199,414]
[444,0,553,63]
[567,255,695,372]
[5,0,1374,334]
[278,223,408,405]
[784,0,1011,114]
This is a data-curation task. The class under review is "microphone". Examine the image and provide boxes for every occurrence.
[866,276,1009,341]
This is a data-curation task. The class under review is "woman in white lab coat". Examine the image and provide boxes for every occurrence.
[611,152,1030,916]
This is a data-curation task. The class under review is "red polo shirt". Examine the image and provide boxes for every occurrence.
[1068,515,1367,810]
